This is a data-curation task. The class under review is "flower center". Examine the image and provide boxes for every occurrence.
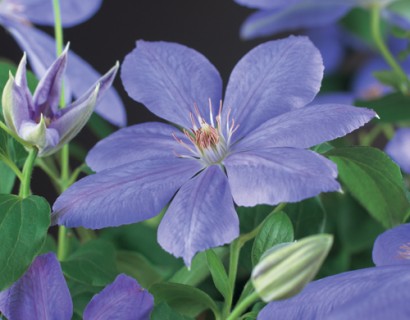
[174,100,238,166]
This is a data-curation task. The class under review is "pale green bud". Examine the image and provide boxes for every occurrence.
[251,234,333,302]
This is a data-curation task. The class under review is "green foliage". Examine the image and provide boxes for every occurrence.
[0,161,16,193]
[355,93,410,123]
[116,250,163,289]
[206,249,230,301]
[150,282,220,318]
[327,147,410,228]
[237,205,273,234]
[61,239,118,286]
[151,302,194,320]
[251,211,294,266]
[286,197,327,239]
[0,194,50,290]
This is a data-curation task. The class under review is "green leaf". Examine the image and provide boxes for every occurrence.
[150,282,220,318]
[237,204,273,234]
[373,70,403,92]
[205,249,230,300]
[0,194,50,290]
[355,93,410,123]
[150,302,194,320]
[68,281,102,318]
[169,247,228,287]
[286,197,327,239]
[61,239,118,286]
[0,161,16,193]
[251,211,294,266]
[87,113,115,139]
[327,146,410,228]
[116,250,163,289]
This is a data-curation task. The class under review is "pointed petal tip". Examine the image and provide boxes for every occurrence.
[375,112,380,119]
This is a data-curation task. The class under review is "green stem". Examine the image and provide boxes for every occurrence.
[19,148,37,198]
[0,154,23,181]
[370,4,409,94]
[0,121,31,147]
[223,238,243,316]
[226,291,260,320]
[52,0,71,261]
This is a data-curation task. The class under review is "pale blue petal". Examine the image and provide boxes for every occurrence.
[121,40,222,129]
[21,0,103,27]
[158,165,239,266]
[0,253,72,320]
[52,158,203,229]
[234,0,302,9]
[385,128,410,174]
[224,148,339,207]
[86,122,190,172]
[306,25,345,74]
[373,223,410,266]
[233,104,376,152]
[382,9,410,30]
[309,93,354,106]
[83,274,153,320]
[240,3,350,40]
[223,36,323,142]
[258,265,410,320]
[6,22,126,126]
[32,45,68,118]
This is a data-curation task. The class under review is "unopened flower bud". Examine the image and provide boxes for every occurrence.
[251,234,333,302]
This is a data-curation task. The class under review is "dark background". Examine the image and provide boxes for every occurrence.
[1,0,265,125]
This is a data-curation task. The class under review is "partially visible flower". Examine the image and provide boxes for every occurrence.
[257,223,410,320]
[0,0,126,126]
[385,128,410,174]
[2,45,118,157]
[52,37,375,266]
[0,253,154,320]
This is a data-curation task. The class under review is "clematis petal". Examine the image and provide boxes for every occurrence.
[233,104,376,152]
[52,158,203,229]
[306,25,345,74]
[223,36,323,141]
[21,0,103,27]
[373,223,410,266]
[239,3,350,40]
[309,93,354,106]
[6,22,126,126]
[83,274,153,320]
[45,62,119,157]
[33,44,68,118]
[121,40,222,129]
[0,253,73,320]
[158,165,239,266]
[19,116,59,155]
[257,265,410,320]
[234,0,302,9]
[385,128,410,174]
[224,148,339,207]
[86,122,190,172]
[2,73,31,134]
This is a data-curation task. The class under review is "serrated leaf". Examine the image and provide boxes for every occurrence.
[116,250,163,289]
[0,194,50,290]
[205,249,230,300]
[355,93,410,123]
[150,282,220,318]
[61,239,118,286]
[150,302,193,320]
[251,211,294,266]
[327,146,410,228]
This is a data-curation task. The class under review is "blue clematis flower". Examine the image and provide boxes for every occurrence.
[0,253,154,320]
[2,45,118,157]
[52,37,376,266]
[257,223,410,319]
[385,128,410,174]
[0,0,126,126]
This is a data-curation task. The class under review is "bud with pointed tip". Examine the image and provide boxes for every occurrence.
[251,234,333,302]
[1,44,119,157]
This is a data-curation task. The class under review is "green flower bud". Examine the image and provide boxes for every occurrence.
[251,234,333,302]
